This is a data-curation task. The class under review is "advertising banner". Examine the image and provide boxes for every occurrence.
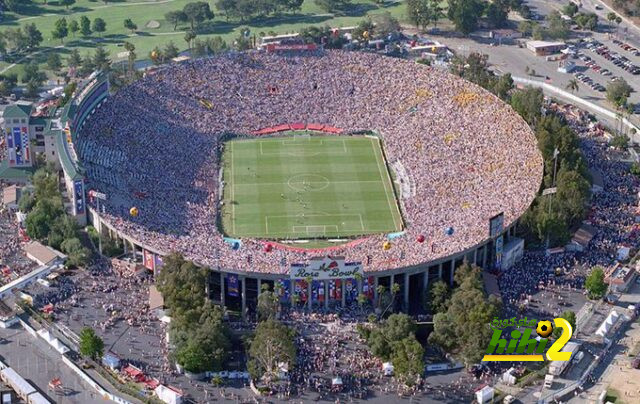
[290,256,363,280]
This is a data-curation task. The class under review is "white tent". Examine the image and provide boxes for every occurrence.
[596,310,619,338]
[617,246,630,261]
[382,362,394,376]
[475,386,494,404]
[332,376,343,386]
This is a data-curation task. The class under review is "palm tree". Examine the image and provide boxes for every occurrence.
[375,284,386,313]
[566,79,579,93]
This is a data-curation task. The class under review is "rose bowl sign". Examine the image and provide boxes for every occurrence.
[290,256,363,280]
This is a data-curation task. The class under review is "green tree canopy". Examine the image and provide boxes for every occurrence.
[79,327,104,360]
[607,79,633,107]
[428,280,451,314]
[429,263,502,366]
[247,319,296,381]
[585,266,607,299]
[552,310,576,339]
[447,0,485,35]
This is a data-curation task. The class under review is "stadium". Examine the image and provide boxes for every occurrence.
[56,49,543,313]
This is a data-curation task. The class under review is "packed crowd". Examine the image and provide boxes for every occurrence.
[77,50,542,274]
[498,101,640,317]
[0,183,35,284]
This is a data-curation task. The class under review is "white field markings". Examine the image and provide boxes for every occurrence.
[264,213,365,235]
[370,138,403,231]
[259,138,347,156]
[230,141,236,235]
[234,180,384,187]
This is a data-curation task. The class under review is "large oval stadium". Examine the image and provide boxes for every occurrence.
[61,49,542,312]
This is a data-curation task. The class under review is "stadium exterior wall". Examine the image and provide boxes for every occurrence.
[88,206,518,314]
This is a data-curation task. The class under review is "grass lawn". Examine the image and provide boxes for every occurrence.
[0,0,407,77]
[605,388,624,403]
[221,133,404,240]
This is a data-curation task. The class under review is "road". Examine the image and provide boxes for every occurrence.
[525,0,640,49]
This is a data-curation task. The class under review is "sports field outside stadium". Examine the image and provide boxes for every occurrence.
[221,133,404,240]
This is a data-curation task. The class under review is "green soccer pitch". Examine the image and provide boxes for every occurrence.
[220,133,404,240]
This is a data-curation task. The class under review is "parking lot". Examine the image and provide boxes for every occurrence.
[0,325,104,404]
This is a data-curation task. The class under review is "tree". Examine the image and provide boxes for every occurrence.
[67,49,82,69]
[607,12,617,24]
[374,12,400,38]
[60,0,76,10]
[164,41,180,59]
[46,52,62,72]
[165,10,188,30]
[172,303,230,373]
[123,41,136,76]
[610,134,629,150]
[631,162,640,178]
[606,79,633,107]
[486,0,509,28]
[215,0,235,21]
[183,1,215,30]
[184,30,197,50]
[257,284,280,321]
[406,0,432,30]
[314,0,352,13]
[60,237,91,267]
[22,60,45,85]
[247,319,296,381]
[546,11,569,39]
[92,18,107,36]
[52,18,69,44]
[552,310,576,339]
[0,74,17,97]
[585,266,607,299]
[566,78,579,93]
[156,253,209,326]
[390,336,424,385]
[24,23,43,49]
[574,13,598,31]
[93,46,111,72]
[68,20,79,37]
[510,86,543,125]
[428,280,450,314]
[80,16,92,36]
[123,18,138,34]
[429,263,502,366]
[80,53,96,76]
[563,2,579,18]
[18,190,35,212]
[447,0,484,35]
[206,36,228,53]
[79,327,104,360]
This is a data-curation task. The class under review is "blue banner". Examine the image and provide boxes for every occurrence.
[74,180,85,215]
[227,274,239,297]
[277,279,290,303]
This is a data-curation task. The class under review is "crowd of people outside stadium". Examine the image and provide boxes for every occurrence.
[78,50,542,274]
[498,101,640,318]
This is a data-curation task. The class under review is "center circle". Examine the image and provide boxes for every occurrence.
[287,174,330,192]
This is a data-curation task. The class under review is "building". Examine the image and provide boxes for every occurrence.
[1,102,57,168]
[24,241,65,266]
[526,41,567,56]
[567,223,596,252]
[605,263,637,293]
[1,185,20,211]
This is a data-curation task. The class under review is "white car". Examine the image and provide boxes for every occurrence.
[504,396,516,404]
